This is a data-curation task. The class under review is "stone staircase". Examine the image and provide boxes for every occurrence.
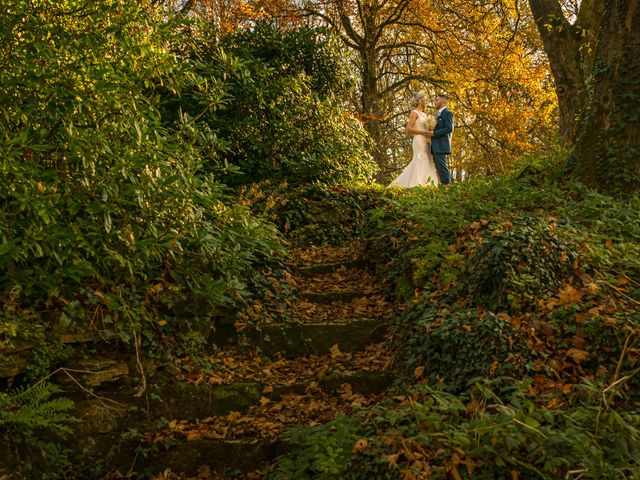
[0,241,395,479]
[132,242,395,478]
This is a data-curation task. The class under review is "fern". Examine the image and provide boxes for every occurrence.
[0,382,75,435]
[1,381,76,478]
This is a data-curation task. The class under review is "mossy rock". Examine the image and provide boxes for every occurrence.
[157,381,263,418]
[247,319,387,357]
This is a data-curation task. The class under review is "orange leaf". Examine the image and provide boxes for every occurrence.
[566,348,589,363]
[387,453,400,466]
[352,438,369,453]
[574,313,587,324]
[559,285,583,304]
[449,465,463,480]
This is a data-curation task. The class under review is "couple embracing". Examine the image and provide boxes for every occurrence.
[389,93,453,188]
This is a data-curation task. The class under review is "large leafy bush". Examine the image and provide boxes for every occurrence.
[173,22,377,185]
[0,1,280,350]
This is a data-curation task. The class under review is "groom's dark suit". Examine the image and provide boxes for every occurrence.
[431,108,454,184]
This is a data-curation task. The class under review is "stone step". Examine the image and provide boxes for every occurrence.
[294,258,367,275]
[56,371,394,474]
[141,437,277,476]
[148,370,394,420]
[244,318,387,357]
[300,290,367,303]
[63,370,392,476]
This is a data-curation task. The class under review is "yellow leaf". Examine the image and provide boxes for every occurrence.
[330,344,342,359]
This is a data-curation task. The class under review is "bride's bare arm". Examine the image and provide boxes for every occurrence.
[405,111,431,136]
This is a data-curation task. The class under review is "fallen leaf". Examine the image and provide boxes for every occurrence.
[352,438,369,453]
[559,285,583,304]
[574,313,587,324]
[387,453,400,466]
[566,348,589,363]
[330,344,342,359]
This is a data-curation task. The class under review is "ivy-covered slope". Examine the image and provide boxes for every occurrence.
[267,157,640,479]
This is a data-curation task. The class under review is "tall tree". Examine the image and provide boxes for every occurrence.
[298,0,555,179]
[528,0,640,193]
[298,0,441,169]
[527,0,602,142]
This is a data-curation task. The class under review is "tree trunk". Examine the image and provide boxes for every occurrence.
[528,0,590,142]
[361,45,385,169]
[573,0,640,193]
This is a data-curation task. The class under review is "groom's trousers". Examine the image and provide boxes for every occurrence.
[433,153,451,184]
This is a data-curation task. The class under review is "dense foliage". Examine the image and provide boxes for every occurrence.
[170,21,377,185]
[2,2,639,478]
[0,1,282,360]
[269,381,640,479]
[237,180,385,245]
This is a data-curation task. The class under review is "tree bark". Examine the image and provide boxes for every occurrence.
[573,0,640,193]
[361,44,385,168]
[527,0,600,142]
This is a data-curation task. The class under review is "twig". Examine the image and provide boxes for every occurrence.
[603,282,640,306]
[132,328,147,400]
[595,332,638,433]
[510,417,548,439]
[59,368,126,409]
[611,332,635,388]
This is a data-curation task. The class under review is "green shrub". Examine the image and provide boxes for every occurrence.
[395,307,528,390]
[174,21,377,185]
[238,181,387,245]
[268,382,640,480]
[461,216,577,312]
[0,1,281,356]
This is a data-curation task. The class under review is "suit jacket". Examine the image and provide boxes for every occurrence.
[431,108,454,154]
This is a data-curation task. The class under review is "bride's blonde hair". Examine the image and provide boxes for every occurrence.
[410,92,427,108]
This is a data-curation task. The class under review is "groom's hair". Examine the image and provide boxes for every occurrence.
[437,94,449,101]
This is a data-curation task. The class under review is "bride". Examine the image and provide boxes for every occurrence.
[388,92,440,188]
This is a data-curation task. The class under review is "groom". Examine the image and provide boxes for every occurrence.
[426,94,453,184]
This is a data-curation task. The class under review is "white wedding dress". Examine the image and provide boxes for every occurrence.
[388,111,440,188]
